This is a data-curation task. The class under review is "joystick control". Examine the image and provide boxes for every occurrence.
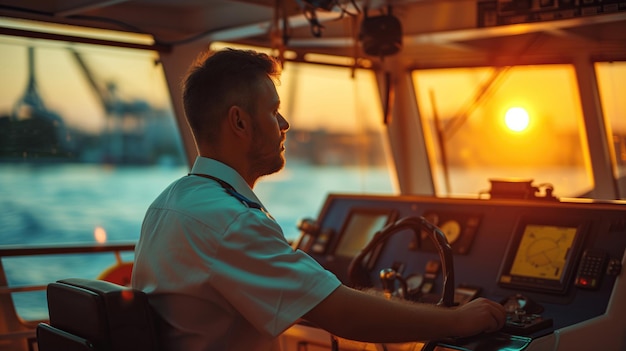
[500,294,553,335]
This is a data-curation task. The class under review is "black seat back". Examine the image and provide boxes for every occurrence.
[37,278,158,351]
[37,323,95,351]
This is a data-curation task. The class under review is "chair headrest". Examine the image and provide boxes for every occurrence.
[47,278,158,351]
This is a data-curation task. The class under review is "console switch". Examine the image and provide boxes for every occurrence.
[502,311,553,335]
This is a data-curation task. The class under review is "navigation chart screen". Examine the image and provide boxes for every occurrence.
[510,224,577,281]
[499,218,586,294]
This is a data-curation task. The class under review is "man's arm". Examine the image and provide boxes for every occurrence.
[303,284,506,343]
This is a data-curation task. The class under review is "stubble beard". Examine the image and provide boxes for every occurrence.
[248,137,286,179]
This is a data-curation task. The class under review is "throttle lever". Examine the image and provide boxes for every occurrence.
[379,268,397,298]
[379,268,408,299]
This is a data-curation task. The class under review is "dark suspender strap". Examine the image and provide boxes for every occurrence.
[188,173,263,210]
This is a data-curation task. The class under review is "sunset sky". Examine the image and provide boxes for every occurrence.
[1,18,623,140]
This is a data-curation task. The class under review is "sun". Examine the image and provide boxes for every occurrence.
[504,107,530,132]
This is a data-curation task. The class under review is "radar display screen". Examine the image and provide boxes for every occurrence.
[499,218,586,294]
[334,209,393,258]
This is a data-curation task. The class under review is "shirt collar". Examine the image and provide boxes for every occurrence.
[190,156,264,207]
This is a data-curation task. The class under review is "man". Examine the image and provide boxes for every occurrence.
[131,48,506,351]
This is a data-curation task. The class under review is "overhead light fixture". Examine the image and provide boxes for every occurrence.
[360,8,402,57]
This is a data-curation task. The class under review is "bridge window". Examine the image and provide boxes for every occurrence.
[0,35,186,247]
[412,65,592,199]
[0,24,185,321]
[595,61,626,199]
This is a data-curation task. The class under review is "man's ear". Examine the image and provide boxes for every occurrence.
[227,105,249,136]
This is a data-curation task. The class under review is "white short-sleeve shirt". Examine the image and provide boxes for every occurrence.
[132,157,341,351]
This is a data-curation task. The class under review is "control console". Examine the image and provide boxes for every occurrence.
[294,193,626,350]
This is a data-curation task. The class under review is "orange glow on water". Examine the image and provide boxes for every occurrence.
[94,226,107,243]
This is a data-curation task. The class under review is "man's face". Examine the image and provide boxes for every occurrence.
[248,77,290,179]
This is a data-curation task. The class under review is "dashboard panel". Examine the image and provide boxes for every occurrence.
[293,193,626,350]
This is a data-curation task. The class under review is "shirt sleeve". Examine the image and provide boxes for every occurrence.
[209,210,341,337]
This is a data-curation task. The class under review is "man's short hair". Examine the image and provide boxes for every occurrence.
[182,48,281,145]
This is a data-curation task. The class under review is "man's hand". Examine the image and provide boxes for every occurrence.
[451,297,507,337]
